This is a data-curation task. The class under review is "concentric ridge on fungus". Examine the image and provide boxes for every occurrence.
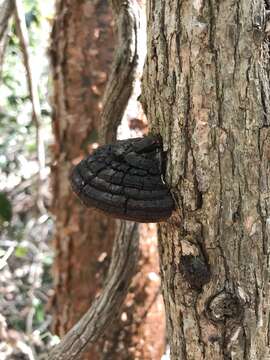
[70,135,175,223]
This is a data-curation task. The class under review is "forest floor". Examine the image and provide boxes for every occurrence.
[0,167,56,359]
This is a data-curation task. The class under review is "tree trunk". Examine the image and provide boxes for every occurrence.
[142,1,270,359]
[50,1,115,359]
[50,0,165,359]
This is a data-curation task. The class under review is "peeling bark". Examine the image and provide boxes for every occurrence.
[142,1,270,358]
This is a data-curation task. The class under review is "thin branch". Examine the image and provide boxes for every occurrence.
[48,221,139,359]
[0,0,14,40]
[100,0,144,143]
[13,0,46,210]
[0,0,14,75]
[0,245,15,270]
[0,26,9,75]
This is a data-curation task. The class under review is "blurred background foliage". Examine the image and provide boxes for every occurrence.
[0,0,56,358]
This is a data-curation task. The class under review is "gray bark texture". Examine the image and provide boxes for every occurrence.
[142,1,270,359]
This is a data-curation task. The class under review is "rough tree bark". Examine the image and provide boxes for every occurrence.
[142,1,270,359]
[50,0,164,359]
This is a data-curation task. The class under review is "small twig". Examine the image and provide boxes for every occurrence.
[16,340,36,360]
[0,239,40,254]
[0,28,8,75]
[14,0,46,212]
[26,305,35,335]
[0,239,18,247]
[9,166,50,197]
[26,260,44,334]
[37,315,52,333]
[0,245,15,270]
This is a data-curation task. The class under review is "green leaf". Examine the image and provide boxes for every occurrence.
[15,246,28,258]
[0,193,12,222]
[35,302,45,323]
[25,141,36,152]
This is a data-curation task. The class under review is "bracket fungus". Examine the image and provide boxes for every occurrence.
[70,135,175,222]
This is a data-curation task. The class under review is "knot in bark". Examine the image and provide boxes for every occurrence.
[207,291,243,323]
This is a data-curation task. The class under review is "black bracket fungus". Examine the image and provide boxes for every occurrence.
[70,135,175,223]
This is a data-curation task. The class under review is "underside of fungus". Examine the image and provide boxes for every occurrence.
[70,135,174,223]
